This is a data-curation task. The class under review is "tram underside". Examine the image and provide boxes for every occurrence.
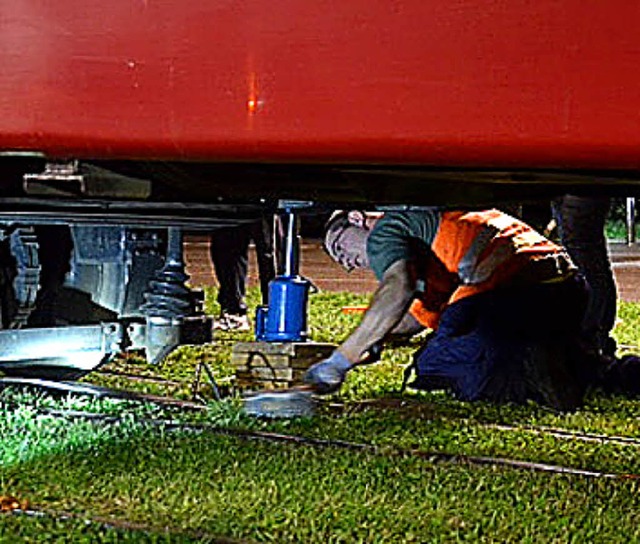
[0,156,640,381]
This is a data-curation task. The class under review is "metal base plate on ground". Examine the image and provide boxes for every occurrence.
[243,387,315,418]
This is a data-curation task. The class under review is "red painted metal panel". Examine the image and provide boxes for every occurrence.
[2,1,640,169]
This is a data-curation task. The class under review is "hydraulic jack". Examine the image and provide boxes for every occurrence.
[254,207,312,342]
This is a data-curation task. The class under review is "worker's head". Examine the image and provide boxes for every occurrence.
[323,210,379,271]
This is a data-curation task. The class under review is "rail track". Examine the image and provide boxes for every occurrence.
[2,376,639,480]
[3,374,640,539]
[5,506,249,544]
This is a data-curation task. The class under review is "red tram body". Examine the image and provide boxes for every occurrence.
[3,1,640,168]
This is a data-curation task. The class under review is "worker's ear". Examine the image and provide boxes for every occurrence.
[347,210,367,228]
[348,210,383,230]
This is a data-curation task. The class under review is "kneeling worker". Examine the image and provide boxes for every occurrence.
[304,209,601,411]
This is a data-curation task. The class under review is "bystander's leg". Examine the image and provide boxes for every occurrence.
[249,215,278,305]
[552,195,617,356]
[209,225,251,331]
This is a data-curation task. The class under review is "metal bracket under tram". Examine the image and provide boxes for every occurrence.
[0,315,211,381]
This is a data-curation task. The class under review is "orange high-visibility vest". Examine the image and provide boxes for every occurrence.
[409,209,575,330]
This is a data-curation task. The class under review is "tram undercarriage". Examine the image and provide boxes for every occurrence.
[1,156,640,382]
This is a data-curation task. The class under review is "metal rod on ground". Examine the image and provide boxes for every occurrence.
[191,363,203,402]
[201,362,222,401]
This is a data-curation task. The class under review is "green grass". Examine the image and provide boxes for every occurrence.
[605,219,630,241]
[3,288,640,542]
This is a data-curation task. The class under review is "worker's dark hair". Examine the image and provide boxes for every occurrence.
[323,210,368,260]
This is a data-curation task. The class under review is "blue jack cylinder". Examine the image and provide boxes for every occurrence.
[255,275,310,342]
[255,210,311,342]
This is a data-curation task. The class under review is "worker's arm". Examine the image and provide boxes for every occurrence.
[387,312,425,345]
[339,259,415,362]
[304,259,415,393]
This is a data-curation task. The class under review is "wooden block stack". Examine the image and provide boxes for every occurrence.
[232,341,337,390]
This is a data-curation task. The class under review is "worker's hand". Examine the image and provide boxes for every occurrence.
[303,351,353,394]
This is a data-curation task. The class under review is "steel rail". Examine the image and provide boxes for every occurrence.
[24,405,639,480]
[3,380,640,477]
[327,398,640,447]
[0,377,208,411]
[4,377,640,451]
[486,423,640,447]
[6,507,250,544]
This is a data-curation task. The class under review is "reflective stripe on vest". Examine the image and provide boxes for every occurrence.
[457,213,551,285]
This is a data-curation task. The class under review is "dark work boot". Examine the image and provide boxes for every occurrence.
[524,339,585,412]
[601,355,640,396]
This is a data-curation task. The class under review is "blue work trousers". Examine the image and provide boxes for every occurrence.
[412,276,591,409]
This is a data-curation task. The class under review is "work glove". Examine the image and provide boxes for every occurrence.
[303,351,353,394]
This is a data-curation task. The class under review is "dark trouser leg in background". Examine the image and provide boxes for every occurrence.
[209,225,251,316]
[249,216,278,305]
[552,195,617,355]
